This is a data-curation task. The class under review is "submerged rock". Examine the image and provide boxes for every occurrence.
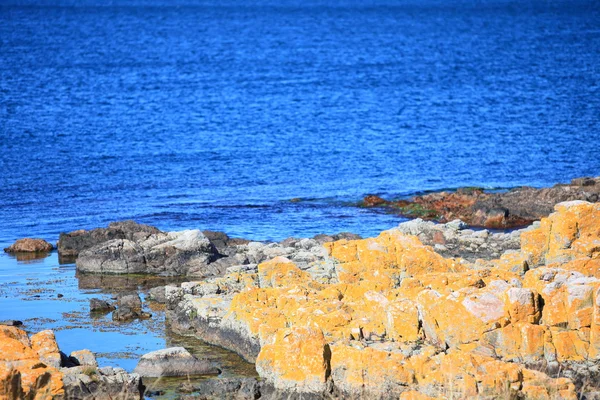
[4,238,53,253]
[167,201,600,399]
[133,347,219,377]
[364,176,600,229]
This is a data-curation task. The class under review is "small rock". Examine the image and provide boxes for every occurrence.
[118,293,142,312]
[4,238,54,253]
[89,298,116,313]
[133,347,220,377]
[70,349,98,367]
[57,293,64,298]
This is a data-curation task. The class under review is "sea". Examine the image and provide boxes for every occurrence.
[0,0,599,395]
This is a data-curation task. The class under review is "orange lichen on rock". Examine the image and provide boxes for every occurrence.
[0,326,64,399]
[183,201,600,398]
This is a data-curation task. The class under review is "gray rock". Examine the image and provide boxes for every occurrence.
[118,293,142,312]
[148,286,166,303]
[76,230,218,276]
[61,365,144,400]
[89,298,115,313]
[58,220,160,257]
[133,347,220,377]
[69,349,98,367]
[0,320,23,326]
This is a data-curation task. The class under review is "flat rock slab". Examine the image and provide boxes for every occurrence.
[133,347,220,377]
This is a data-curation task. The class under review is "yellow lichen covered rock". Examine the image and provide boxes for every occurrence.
[256,326,329,393]
[171,200,600,398]
[0,326,64,399]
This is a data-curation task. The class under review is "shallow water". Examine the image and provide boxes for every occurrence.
[0,251,257,398]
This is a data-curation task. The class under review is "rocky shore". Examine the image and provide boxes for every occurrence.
[363,176,600,229]
[164,201,600,399]
[0,326,144,399]
[3,189,600,399]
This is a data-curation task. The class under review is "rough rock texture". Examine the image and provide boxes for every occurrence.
[395,217,524,261]
[133,347,219,377]
[89,298,115,313]
[364,176,600,229]
[112,293,151,321]
[76,229,218,276]
[4,238,54,253]
[0,327,143,399]
[58,220,160,257]
[167,201,600,399]
[71,221,354,278]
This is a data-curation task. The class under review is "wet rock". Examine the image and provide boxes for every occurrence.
[3,238,53,253]
[363,176,600,228]
[133,347,219,377]
[118,293,142,311]
[58,220,160,257]
[89,298,115,313]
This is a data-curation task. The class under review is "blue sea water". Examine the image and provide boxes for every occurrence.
[1,0,599,245]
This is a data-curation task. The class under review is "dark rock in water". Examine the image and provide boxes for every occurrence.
[76,230,219,276]
[57,293,64,298]
[133,347,220,377]
[89,298,116,313]
[0,320,23,327]
[111,293,152,321]
[363,176,600,228]
[118,293,142,312]
[112,306,152,322]
[58,220,160,257]
[4,238,53,253]
[61,365,145,400]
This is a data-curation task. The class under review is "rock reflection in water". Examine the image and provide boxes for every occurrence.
[76,272,186,293]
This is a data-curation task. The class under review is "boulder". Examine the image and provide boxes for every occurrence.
[133,347,219,377]
[58,220,160,257]
[89,298,115,313]
[76,230,218,276]
[4,238,53,253]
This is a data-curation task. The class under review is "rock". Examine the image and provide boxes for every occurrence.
[61,365,144,400]
[118,293,142,311]
[0,327,143,399]
[89,298,116,313]
[362,176,600,229]
[76,230,218,276]
[0,320,23,327]
[133,347,219,377]
[148,286,166,303]
[69,350,97,367]
[58,220,160,257]
[165,201,600,398]
[395,218,523,261]
[179,377,264,400]
[3,238,53,253]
